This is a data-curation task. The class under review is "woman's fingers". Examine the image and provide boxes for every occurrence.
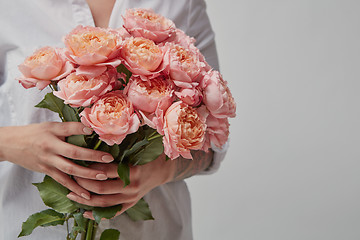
[74,177,139,195]
[49,169,91,200]
[48,122,93,137]
[55,141,114,163]
[51,156,109,181]
[67,192,138,207]
[86,163,119,178]
[82,202,136,220]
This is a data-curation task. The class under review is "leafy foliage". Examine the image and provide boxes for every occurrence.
[33,176,77,214]
[92,205,123,224]
[116,64,132,89]
[100,229,120,240]
[117,162,130,187]
[126,198,154,221]
[18,209,65,237]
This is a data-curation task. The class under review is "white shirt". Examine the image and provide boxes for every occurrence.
[0,0,226,239]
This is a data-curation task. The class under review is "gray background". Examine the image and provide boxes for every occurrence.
[187,0,360,239]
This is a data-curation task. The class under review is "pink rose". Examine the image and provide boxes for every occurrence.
[202,70,236,118]
[64,25,122,67]
[53,68,117,107]
[163,42,205,88]
[123,8,176,43]
[115,26,132,39]
[80,91,140,145]
[17,47,73,90]
[120,37,165,79]
[161,102,208,160]
[125,75,174,113]
[175,87,202,107]
[206,114,230,148]
[170,29,196,48]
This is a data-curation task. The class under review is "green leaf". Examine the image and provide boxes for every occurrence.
[66,135,88,147]
[110,144,120,159]
[73,202,94,211]
[98,143,120,159]
[18,209,65,237]
[116,64,132,83]
[117,162,130,187]
[98,141,110,152]
[35,92,64,113]
[119,139,149,162]
[142,126,158,138]
[73,212,87,232]
[69,226,84,239]
[100,229,120,240]
[125,198,154,221]
[92,205,122,224]
[33,176,78,214]
[131,136,164,166]
[63,104,79,122]
[35,92,65,120]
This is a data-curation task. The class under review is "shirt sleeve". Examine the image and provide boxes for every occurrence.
[186,0,228,175]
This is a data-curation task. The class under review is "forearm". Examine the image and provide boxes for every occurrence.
[172,149,214,182]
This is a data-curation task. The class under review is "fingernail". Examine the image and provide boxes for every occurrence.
[96,173,107,180]
[83,127,93,135]
[67,193,77,201]
[81,193,91,200]
[102,155,114,163]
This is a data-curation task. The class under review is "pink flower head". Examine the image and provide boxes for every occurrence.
[123,8,176,43]
[171,29,196,49]
[115,26,132,39]
[64,25,122,67]
[163,42,205,88]
[80,91,140,145]
[162,102,208,160]
[53,68,117,108]
[175,87,203,107]
[17,46,74,90]
[120,37,165,79]
[126,75,174,113]
[206,114,230,149]
[202,70,236,118]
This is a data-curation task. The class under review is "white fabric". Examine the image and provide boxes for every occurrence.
[0,0,226,239]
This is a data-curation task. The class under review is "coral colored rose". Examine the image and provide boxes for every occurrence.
[80,91,140,145]
[202,70,236,118]
[163,42,205,88]
[171,29,196,48]
[17,47,74,90]
[116,26,132,39]
[126,75,174,113]
[64,25,122,67]
[175,87,202,107]
[162,102,208,160]
[206,114,230,149]
[120,37,165,78]
[123,8,176,43]
[53,68,117,107]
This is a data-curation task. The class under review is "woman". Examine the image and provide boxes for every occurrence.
[0,0,227,239]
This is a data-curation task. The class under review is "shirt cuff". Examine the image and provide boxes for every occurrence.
[199,140,229,175]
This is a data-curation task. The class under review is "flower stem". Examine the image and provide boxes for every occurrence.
[94,139,102,150]
[91,222,98,240]
[85,220,94,240]
[147,133,162,141]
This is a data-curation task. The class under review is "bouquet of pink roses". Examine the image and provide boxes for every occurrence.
[16,8,236,240]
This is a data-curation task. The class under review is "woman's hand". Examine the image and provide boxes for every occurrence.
[66,154,175,218]
[0,122,115,200]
